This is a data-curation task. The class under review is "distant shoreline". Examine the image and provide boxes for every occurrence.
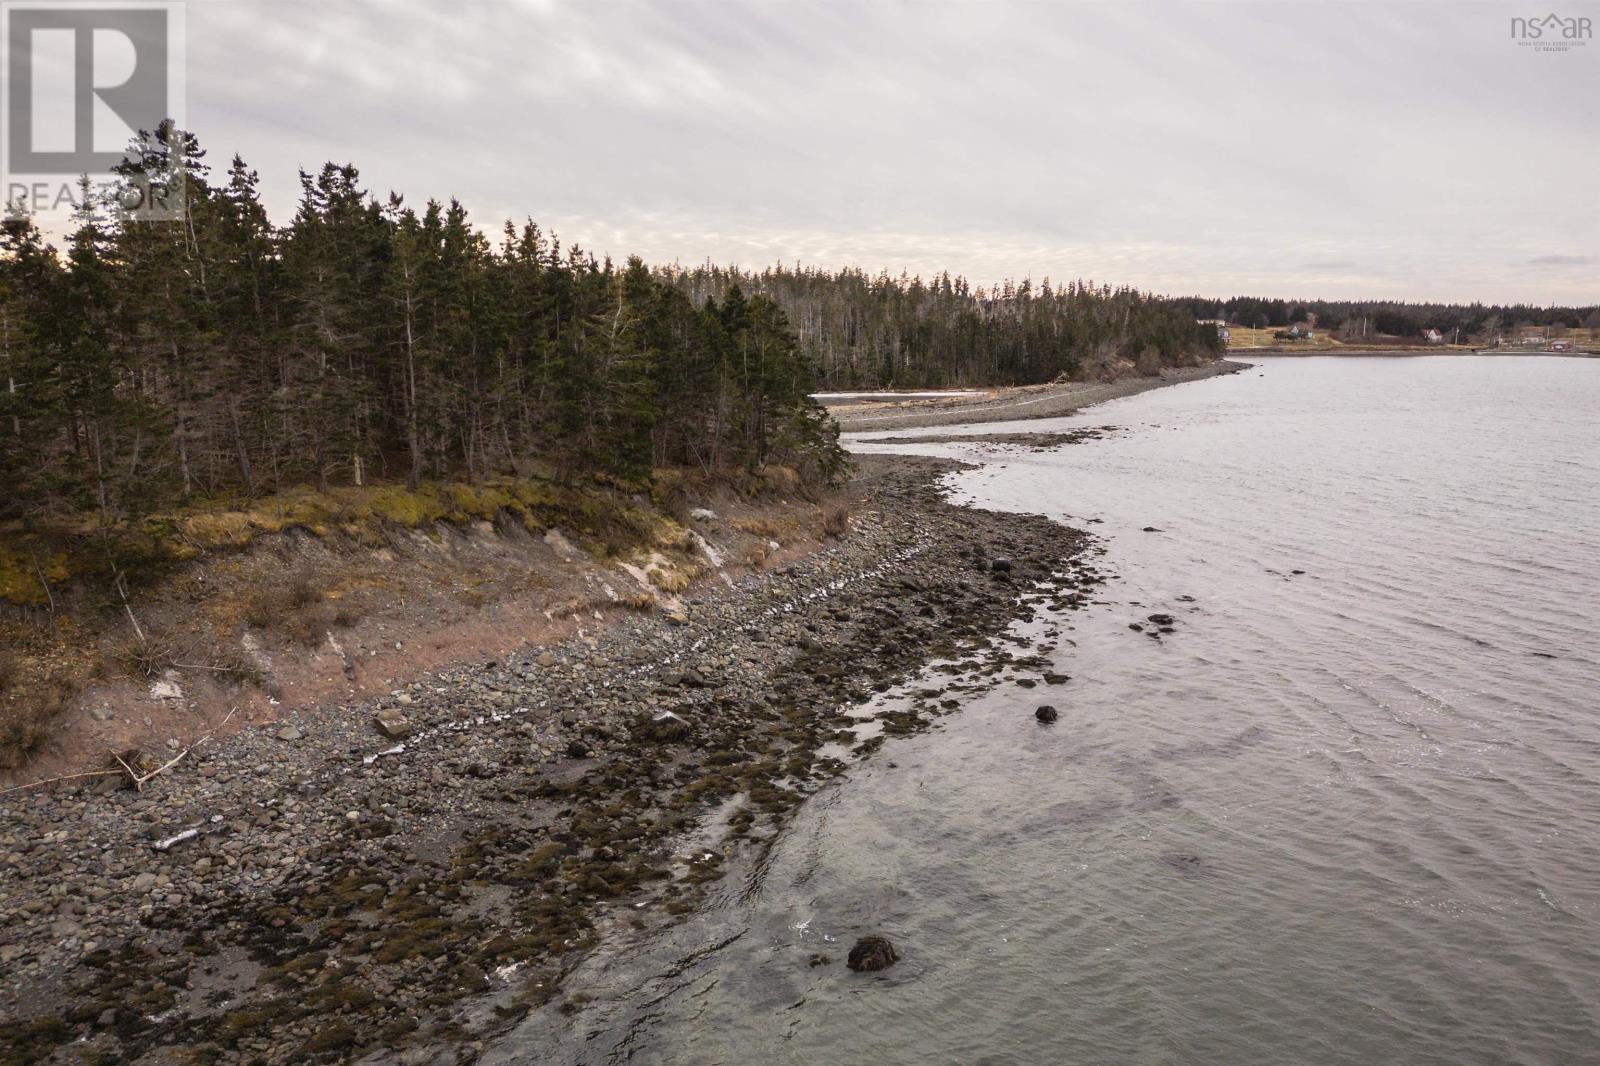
[830,360,1251,433]
[1231,347,1598,358]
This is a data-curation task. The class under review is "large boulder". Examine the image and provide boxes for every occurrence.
[373,708,412,739]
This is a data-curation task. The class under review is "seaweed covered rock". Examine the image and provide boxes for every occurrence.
[846,935,899,972]
[636,710,691,743]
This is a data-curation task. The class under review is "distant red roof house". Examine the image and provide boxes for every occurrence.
[1422,328,1445,344]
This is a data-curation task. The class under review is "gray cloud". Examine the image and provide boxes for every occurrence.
[175,0,1599,303]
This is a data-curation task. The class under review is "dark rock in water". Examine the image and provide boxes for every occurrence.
[1531,651,1558,659]
[1035,705,1059,723]
[1128,622,1144,632]
[1142,526,1163,533]
[1160,852,1203,872]
[1290,569,1306,576]
[1043,672,1070,685]
[1147,613,1175,626]
[990,557,1013,573]
[808,953,832,968]
[846,936,898,972]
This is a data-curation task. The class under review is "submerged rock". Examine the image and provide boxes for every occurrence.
[1035,705,1059,723]
[846,936,898,972]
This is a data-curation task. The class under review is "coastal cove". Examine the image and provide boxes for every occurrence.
[3,356,1598,1064]
[493,355,1600,1064]
[1,4,1595,1063]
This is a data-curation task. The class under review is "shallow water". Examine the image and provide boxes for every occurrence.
[498,356,1600,1065]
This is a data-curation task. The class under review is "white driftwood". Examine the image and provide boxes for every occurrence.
[362,744,405,766]
[153,828,198,851]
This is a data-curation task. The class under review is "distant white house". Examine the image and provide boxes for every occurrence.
[1422,328,1445,344]
[1197,318,1231,343]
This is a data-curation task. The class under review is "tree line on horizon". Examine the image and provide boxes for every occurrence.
[1175,295,1600,341]
[667,264,1224,388]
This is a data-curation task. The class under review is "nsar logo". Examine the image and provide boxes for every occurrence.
[1510,12,1593,51]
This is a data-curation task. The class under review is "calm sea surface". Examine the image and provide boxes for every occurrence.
[496,356,1600,1065]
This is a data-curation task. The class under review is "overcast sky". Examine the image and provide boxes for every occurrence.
[180,0,1597,304]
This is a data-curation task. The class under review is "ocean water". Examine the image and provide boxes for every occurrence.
[495,356,1600,1065]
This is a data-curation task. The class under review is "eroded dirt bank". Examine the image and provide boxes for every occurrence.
[0,476,839,788]
[0,455,1099,1064]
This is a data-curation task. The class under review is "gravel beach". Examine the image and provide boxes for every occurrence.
[0,453,1100,1064]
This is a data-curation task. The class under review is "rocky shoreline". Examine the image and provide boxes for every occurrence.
[0,454,1100,1065]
